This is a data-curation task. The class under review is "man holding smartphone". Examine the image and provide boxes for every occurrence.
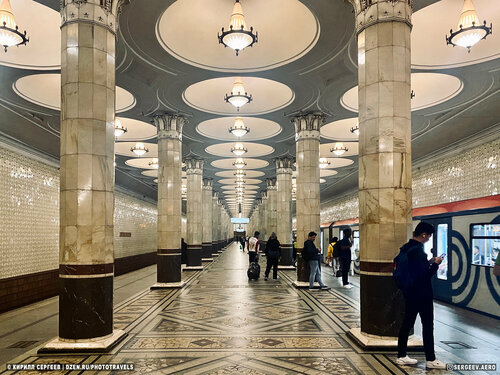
[396,222,446,370]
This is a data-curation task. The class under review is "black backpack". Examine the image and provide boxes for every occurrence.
[393,248,416,291]
[332,242,340,258]
[301,247,311,261]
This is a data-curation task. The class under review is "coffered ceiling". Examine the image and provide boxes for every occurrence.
[1,0,499,217]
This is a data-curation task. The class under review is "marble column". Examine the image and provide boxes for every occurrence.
[266,178,277,237]
[276,157,294,269]
[185,158,204,270]
[292,113,324,287]
[211,192,219,256]
[348,0,414,347]
[151,114,185,288]
[202,178,213,261]
[260,190,268,252]
[217,199,223,252]
[42,0,127,352]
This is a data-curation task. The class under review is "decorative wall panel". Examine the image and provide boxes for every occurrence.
[0,145,158,280]
[321,139,500,223]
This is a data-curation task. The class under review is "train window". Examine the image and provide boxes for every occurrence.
[424,235,433,260]
[471,224,500,267]
[436,224,448,280]
[353,230,359,258]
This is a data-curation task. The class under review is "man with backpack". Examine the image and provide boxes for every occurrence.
[302,231,330,291]
[248,231,260,263]
[339,228,353,288]
[395,222,446,369]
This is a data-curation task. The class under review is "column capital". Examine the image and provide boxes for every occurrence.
[202,178,213,189]
[153,113,186,140]
[351,0,412,35]
[60,0,128,34]
[275,157,294,174]
[292,113,324,141]
[261,190,268,200]
[185,158,204,174]
[212,191,219,200]
[266,178,277,190]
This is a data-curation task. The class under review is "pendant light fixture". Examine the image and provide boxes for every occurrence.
[114,118,128,138]
[331,142,348,156]
[233,158,247,169]
[350,123,359,136]
[446,0,492,52]
[0,0,28,52]
[228,117,250,137]
[130,142,149,156]
[234,170,246,178]
[148,158,159,169]
[218,0,258,56]
[231,142,247,156]
[225,78,252,111]
[319,158,330,169]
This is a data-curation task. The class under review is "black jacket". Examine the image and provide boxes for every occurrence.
[266,238,281,257]
[304,240,320,261]
[400,239,439,299]
[339,238,352,260]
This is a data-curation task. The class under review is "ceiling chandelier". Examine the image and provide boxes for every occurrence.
[218,0,257,56]
[225,78,252,111]
[148,158,159,169]
[114,118,128,137]
[0,0,28,52]
[231,142,247,156]
[446,0,492,53]
[236,180,245,186]
[350,123,359,136]
[331,142,348,156]
[319,158,330,169]
[130,142,149,156]
[229,117,250,137]
[233,158,247,169]
[234,170,246,178]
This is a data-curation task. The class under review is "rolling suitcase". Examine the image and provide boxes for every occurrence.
[247,262,260,280]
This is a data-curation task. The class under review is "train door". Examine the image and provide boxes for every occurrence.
[422,217,452,302]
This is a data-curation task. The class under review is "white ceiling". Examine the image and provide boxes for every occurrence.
[183,76,294,115]
[211,158,269,170]
[197,117,282,141]
[157,0,319,73]
[205,142,274,157]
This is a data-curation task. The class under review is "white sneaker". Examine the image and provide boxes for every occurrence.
[426,359,447,369]
[396,356,418,365]
[342,284,353,289]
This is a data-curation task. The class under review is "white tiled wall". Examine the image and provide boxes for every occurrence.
[0,145,157,280]
[321,139,500,223]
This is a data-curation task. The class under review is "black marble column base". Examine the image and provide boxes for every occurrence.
[347,328,423,351]
[157,250,182,283]
[186,244,203,267]
[295,250,310,283]
[38,330,127,354]
[279,244,295,269]
[202,242,213,261]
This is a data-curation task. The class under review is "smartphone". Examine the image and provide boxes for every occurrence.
[439,253,446,259]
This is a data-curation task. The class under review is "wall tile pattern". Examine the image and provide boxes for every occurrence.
[0,146,158,280]
[321,139,500,223]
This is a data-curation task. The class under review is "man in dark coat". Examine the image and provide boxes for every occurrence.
[264,232,280,281]
[396,221,445,369]
[339,228,353,288]
[304,232,330,290]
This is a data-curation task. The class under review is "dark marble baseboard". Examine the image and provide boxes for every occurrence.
[0,251,157,314]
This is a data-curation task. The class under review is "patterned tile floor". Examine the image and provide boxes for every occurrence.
[1,242,499,374]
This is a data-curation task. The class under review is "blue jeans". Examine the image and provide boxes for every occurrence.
[308,260,325,289]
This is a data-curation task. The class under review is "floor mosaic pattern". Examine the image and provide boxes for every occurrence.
[1,243,496,374]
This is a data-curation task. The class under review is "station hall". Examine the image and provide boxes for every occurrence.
[0,0,499,374]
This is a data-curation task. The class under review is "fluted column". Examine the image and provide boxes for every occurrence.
[202,178,213,261]
[347,0,413,346]
[266,178,277,237]
[217,198,223,252]
[45,0,127,352]
[293,113,324,287]
[276,158,294,269]
[185,158,204,270]
[151,114,185,288]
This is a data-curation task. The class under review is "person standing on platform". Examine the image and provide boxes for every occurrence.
[292,235,297,267]
[303,232,330,290]
[248,231,260,263]
[264,232,281,281]
[396,222,446,369]
[339,228,353,288]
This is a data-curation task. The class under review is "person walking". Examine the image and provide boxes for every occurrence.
[396,222,446,369]
[339,228,353,288]
[248,231,260,263]
[303,231,330,290]
[264,232,281,281]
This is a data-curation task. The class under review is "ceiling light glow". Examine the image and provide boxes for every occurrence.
[217,0,257,56]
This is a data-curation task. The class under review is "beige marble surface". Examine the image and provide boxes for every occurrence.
[186,159,204,246]
[276,158,293,245]
[202,178,213,245]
